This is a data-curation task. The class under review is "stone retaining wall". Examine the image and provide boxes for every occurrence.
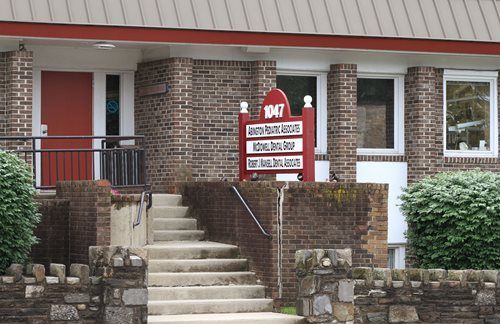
[296,249,500,323]
[0,246,147,323]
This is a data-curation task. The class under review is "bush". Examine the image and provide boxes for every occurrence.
[400,170,500,269]
[0,151,40,273]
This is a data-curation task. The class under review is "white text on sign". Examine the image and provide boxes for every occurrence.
[246,121,303,138]
[246,139,303,154]
[264,103,285,119]
[247,156,303,170]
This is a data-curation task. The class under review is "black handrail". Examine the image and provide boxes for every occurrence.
[230,185,273,240]
[0,135,149,190]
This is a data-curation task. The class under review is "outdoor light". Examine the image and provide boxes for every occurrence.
[297,173,303,181]
[93,41,116,50]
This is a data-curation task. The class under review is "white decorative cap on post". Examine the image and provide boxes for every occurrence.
[240,101,249,114]
[304,95,313,108]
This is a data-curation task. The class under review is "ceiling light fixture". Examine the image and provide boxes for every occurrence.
[93,41,116,50]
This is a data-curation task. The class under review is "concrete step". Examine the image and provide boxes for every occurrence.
[148,299,273,315]
[153,230,205,242]
[146,242,239,260]
[149,259,248,273]
[148,313,305,324]
[148,285,265,301]
[152,206,189,218]
[153,218,197,231]
[148,272,258,287]
[153,194,183,207]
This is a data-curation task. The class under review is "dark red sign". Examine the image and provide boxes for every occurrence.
[239,88,315,181]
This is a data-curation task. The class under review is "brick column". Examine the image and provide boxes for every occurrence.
[327,64,358,182]
[250,60,276,118]
[405,67,439,183]
[135,57,193,193]
[1,51,33,151]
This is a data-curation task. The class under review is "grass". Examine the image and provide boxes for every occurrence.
[280,306,297,315]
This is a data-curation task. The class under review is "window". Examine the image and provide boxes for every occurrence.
[277,72,327,153]
[357,74,404,155]
[444,70,498,157]
[106,75,120,136]
[388,244,406,269]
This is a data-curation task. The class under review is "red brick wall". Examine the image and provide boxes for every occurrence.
[56,180,111,264]
[180,181,388,305]
[328,64,358,182]
[136,58,276,191]
[32,197,70,268]
[135,57,194,193]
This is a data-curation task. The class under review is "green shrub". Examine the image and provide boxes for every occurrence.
[0,151,40,273]
[400,170,500,269]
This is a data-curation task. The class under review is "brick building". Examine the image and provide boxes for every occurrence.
[0,0,499,267]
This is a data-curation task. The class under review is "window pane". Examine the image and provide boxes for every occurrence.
[446,81,490,151]
[106,75,120,136]
[277,75,317,145]
[357,78,395,149]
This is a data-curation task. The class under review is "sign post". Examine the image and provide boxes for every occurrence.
[238,89,315,181]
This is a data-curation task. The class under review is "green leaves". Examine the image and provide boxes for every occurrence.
[401,170,500,270]
[0,151,40,273]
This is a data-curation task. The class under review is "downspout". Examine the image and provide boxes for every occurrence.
[276,182,288,300]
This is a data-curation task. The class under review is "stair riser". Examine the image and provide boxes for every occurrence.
[153,231,205,242]
[148,286,265,301]
[153,195,183,207]
[151,207,189,218]
[149,260,247,273]
[148,273,257,287]
[153,219,197,230]
[148,300,273,315]
[148,248,239,260]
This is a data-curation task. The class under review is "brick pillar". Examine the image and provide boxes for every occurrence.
[405,67,439,183]
[1,51,33,151]
[135,57,193,193]
[250,60,276,118]
[0,53,6,137]
[327,64,357,182]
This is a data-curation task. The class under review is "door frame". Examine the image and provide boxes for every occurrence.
[33,68,135,188]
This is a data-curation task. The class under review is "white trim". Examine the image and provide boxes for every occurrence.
[33,69,42,187]
[443,69,498,158]
[93,72,106,179]
[276,69,328,154]
[120,72,135,144]
[356,73,405,155]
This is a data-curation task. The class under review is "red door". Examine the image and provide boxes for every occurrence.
[41,71,93,187]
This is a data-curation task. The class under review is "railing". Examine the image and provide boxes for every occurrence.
[0,136,148,190]
[230,185,273,240]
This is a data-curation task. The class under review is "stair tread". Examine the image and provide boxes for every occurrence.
[148,285,265,291]
[146,241,238,249]
[148,312,304,321]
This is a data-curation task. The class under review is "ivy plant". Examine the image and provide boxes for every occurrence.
[0,151,40,273]
[400,170,500,269]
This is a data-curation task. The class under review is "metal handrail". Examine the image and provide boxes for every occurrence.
[231,185,272,240]
[133,191,152,228]
[0,135,149,190]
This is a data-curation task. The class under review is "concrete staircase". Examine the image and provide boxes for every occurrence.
[146,194,304,324]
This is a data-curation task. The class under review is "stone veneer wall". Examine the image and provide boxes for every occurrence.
[296,249,500,323]
[135,58,275,192]
[0,246,147,323]
[180,181,388,305]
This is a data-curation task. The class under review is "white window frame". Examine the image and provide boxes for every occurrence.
[277,70,328,154]
[356,73,405,156]
[443,69,498,158]
[388,244,406,269]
